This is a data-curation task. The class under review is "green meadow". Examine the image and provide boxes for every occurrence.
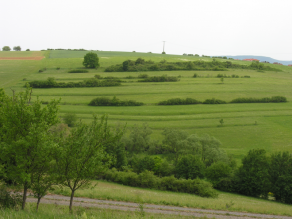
[1,50,292,162]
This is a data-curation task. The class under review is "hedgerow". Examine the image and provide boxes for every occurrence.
[230,96,287,103]
[68,69,89,73]
[100,169,218,198]
[138,75,179,82]
[89,96,143,106]
[203,98,227,104]
[158,98,201,105]
[104,58,281,72]
[27,77,121,88]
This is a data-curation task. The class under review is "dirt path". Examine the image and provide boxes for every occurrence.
[26,194,292,219]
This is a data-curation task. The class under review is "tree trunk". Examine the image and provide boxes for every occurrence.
[69,190,75,213]
[36,197,41,212]
[22,183,28,210]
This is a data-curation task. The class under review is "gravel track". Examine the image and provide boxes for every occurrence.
[26,194,292,219]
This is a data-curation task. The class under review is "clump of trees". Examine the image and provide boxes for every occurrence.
[105,58,281,72]
[13,46,21,51]
[2,46,11,51]
[0,87,123,212]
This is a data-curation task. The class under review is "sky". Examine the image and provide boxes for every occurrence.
[1,0,292,60]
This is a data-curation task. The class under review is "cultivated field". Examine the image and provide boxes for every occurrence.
[1,50,292,162]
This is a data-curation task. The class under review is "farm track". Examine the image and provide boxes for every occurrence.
[26,194,292,219]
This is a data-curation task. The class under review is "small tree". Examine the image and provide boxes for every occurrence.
[0,86,60,210]
[26,49,30,51]
[13,46,21,51]
[219,119,224,126]
[83,52,100,68]
[56,115,123,212]
[220,77,224,83]
[2,46,11,51]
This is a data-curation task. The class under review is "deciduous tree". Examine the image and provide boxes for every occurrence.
[83,52,100,68]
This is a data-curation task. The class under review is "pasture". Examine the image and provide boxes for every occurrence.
[1,50,292,161]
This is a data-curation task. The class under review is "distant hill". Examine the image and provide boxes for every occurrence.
[225,55,292,66]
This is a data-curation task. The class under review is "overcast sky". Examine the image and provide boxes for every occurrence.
[1,0,292,60]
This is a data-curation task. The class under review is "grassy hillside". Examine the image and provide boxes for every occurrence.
[1,50,292,162]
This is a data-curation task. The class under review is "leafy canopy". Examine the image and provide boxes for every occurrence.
[83,52,100,68]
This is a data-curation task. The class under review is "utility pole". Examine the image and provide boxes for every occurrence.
[163,41,165,53]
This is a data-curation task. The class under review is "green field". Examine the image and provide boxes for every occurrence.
[1,50,292,161]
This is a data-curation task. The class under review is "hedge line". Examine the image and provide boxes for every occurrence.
[89,96,143,106]
[105,58,281,72]
[100,169,218,198]
[158,97,286,105]
[68,69,89,73]
[138,76,179,82]
[27,77,121,88]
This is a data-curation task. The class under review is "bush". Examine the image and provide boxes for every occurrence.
[89,96,143,106]
[203,98,226,104]
[0,186,22,209]
[138,74,148,78]
[68,69,89,73]
[63,113,78,127]
[138,75,178,82]
[101,169,217,198]
[158,98,200,105]
[205,162,232,189]
[230,96,287,103]
[83,52,100,68]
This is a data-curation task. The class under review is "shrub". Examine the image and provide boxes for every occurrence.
[89,96,143,106]
[68,69,89,73]
[230,96,287,103]
[193,73,198,78]
[0,186,22,209]
[205,162,232,188]
[56,67,60,70]
[101,169,217,198]
[203,98,226,104]
[138,75,178,82]
[138,74,148,78]
[63,113,78,127]
[158,98,200,105]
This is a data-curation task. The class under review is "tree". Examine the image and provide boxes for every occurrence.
[205,161,232,188]
[55,115,123,212]
[234,149,270,198]
[2,46,11,51]
[13,46,21,51]
[269,151,292,204]
[83,52,100,68]
[175,155,205,179]
[0,86,60,210]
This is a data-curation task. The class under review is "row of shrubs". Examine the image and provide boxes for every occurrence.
[99,169,218,198]
[138,75,179,82]
[68,69,89,73]
[158,97,286,105]
[89,96,143,106]
[104,58,281,72]
[27,77,121,88]
[215,74,250,78]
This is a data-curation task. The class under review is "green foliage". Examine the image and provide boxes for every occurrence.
[175,155,205,179]
[0,86,60,210]
[67,69,89,73]
[122,123,153,153]
[269,152,292,204]
[56,115,123,212]
[89,96,143,106]
[101,169,218,198]
[2,46,11,51]
[205,162,232,189]
[26,49,30,51]
[0,186,22,209]
[230,96,287,103]
[63,113,78,127]
[158,98,200,105]
[82,52,100,68]
[13,46,21,51]
[138,74,148,78]
[203,98,227,104]
[234,149,270,198]
[28,77,121,88]
[138,75,179,82]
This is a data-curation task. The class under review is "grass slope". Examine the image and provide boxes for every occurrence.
[1,50,292,162]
